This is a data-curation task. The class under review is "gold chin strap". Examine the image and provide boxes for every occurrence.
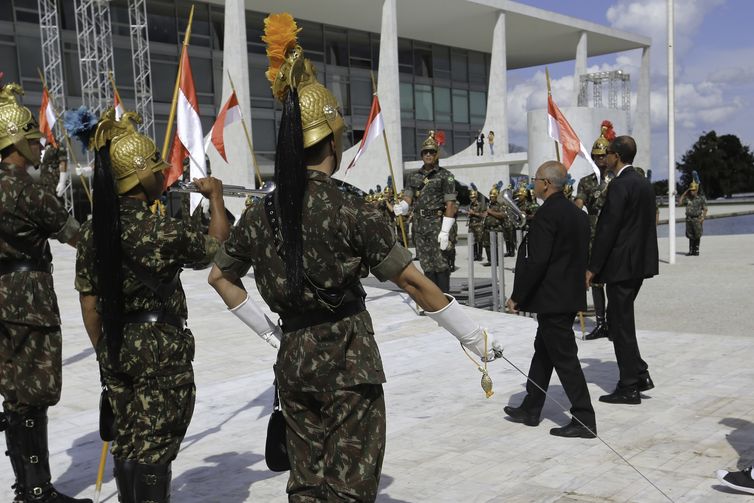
[134,160,161,200]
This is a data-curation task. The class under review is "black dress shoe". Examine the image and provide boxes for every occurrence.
[503,405,539,426]
[638,374,654,392]
[599,385,641,404]
[584,323,608,340]
[550,420,597,439]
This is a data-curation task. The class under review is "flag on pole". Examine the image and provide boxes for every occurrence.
[207,90,242,162]
[547,95,600,182]
[346,94,384,171]
[113,90,125,120]
[39,86,57,148]
[165,46,206,202]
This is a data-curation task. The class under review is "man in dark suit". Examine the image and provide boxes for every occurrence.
[586,135,659,405]
[504,161,596,439]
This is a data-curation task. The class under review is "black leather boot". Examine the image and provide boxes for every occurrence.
[694,239,700,255]
[474,243,483,261]
[4,411,25,503]
[688,240,694,256]
[134,463,171,503]
[114,458,137,503]
[585,286,609,340]
[449,249,456,272]
[11,408,93,503]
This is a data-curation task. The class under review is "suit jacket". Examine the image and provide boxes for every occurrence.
[511,191,590,314]
[589,165,659,283]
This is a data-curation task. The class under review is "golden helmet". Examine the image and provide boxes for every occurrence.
[420,130,439,154]
[489,184,499,200]
[0,83,43,163]
[469,183,478,200]
[264,14,345,154]
[592,120,615,156]
[515,183,528,201]
[92,109,169,195]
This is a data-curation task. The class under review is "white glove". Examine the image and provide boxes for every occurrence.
[229,295,282,349]
[437,216,455,251]
[75,164,93,178]
[56,171,69,197]
[200,198,211,218]
[426,294,504,361]
[393,200,410,216]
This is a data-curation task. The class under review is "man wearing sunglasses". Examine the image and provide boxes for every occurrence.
[586,136,659,405]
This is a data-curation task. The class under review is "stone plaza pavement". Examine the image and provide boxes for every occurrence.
[2,234,753,502]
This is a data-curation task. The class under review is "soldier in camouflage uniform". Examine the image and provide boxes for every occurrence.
[467,184,486,261]
[73,107,229,503]
[679,176,707,256]
[208,15,503,502]
[40,144,70,199]
[394,132,457,293]
[575,122,614,341]
[0,83,88,503]
[482,183,504,266]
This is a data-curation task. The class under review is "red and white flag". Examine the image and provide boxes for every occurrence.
[547,95,600,182]
[166,46,206,208]
[39,86,57,148]
[346,94,384,171]
[113,89,125,120]
[207,90,242,162]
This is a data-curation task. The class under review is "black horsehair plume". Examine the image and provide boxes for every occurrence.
[64,106,125,367]
[274,88,306,300]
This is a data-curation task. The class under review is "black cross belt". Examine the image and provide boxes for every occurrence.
[122,311,186,330]
[0,260,52,276]
[279,298,366,333]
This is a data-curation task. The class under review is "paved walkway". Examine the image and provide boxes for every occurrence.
[2,234,753,502]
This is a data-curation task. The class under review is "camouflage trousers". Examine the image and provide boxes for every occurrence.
[98,324,196,464]
[281,383,386,502]
[0,321,62,415]
[414,215,448,273]
[685,217,703,240]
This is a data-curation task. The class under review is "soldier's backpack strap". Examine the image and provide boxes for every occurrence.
[123,257,181,304]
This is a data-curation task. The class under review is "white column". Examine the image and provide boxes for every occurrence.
[486,11,508,155]
[635,46,651,171]
[206,0,253,217]
[377,0,403,190]
[574,31,587,105]
[667,0,676,264]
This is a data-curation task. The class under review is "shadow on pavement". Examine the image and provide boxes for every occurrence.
[505,388,570,427]
[53,430,107,499]
[377,474,412,503]
[720,417,754,469]
[580,358,619,394]
[62,346,96,367]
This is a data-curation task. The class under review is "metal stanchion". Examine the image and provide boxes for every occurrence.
[497,232,506,310]
[489,231,499,312]
[467,230,475,307]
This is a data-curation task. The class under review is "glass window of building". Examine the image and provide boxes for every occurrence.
[151,57,179,103]
[454,130,471,152]
[452,89,469,123]
[252,118,276,152]
[298,20,323,62]
[13,0,39,24]
[351,77,372,116]
[469,91,486,125]
[349,30,372,70]
[400,82,414,121]
[0,2,12,21]
[451,50,467,82]
[414,84,433,121]
[398,38,412,74]
[246,10,266,55]
[147,2,178,45]
[402,127,415,161]
[434,86,451,124]
[468,51,487,84]
[433,45,451,81]
[17,35,43,91]
[413,45,432,78]
[0,43,19,83]
[326,72,350,113]
[325,29,347,66]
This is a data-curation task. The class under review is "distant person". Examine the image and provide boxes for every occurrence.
[488,130,495,155]
[504,161,596,439]
[476,130,485,156]
[587,136,659,405]
[679,172,707,256]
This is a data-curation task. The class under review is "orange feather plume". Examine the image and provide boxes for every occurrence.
[601,120,616,141]
[262,13,301,88]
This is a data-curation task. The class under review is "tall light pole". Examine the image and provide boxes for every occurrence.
[667,0,676,264]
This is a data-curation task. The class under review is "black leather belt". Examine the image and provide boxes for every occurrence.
[0,260,52,276]
[280,298,366,333]
[122,311,186,330]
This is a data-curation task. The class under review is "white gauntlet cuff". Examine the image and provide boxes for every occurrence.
[426,294,503,360]
[229,295,281,349]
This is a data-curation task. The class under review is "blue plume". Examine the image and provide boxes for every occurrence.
[565,173,575,186]
[63,106,98,154]
[470,182,477,190]
[526,182,534,190]
[496,180,503,189]
[646,169,652,182]
[386,175,392,188]
[692,170,700,184]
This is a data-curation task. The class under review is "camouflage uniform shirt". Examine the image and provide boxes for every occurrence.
[0,162,79,326]
[684,193,707,240]
[215,170,413,393]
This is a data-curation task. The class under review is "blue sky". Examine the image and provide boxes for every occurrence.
[507,0,751,181]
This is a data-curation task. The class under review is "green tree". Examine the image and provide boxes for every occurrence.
[677,131,754,199]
